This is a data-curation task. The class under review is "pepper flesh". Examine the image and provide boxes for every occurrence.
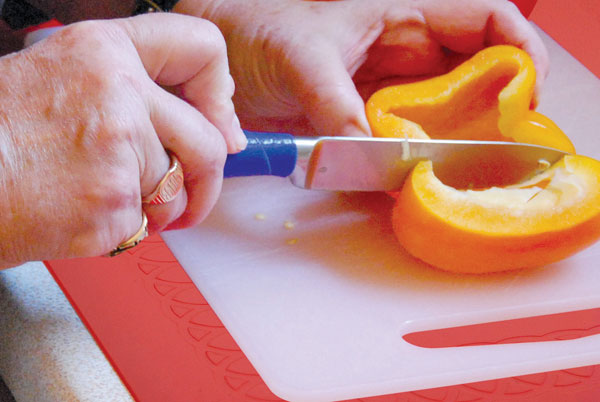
[393,156,600,273]
[365,45,600,273]
[366,45,575,153]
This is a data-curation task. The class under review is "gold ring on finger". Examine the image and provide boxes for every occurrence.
[107,212,149,257]
[142,152,184,205]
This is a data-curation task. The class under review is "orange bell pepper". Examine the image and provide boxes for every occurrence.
[365,45,600,273]
[394,156,600,273]
[365,45,575,153]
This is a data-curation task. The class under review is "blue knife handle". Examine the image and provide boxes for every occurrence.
[224,130,297,178]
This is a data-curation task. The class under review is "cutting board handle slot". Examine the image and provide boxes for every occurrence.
[402,307,600,348]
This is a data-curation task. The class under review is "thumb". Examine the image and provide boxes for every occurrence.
[115,13,247,152]
[290,49,372,137]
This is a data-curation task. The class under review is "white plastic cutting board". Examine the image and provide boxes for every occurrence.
[162,28,600,402]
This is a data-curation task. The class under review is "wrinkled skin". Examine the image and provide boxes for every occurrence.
[0,13,245,267]
[175,0,549,137]
[0,0,548,267]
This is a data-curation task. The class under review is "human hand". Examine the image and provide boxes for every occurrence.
[0,13,244,267]
[175,0,548,137]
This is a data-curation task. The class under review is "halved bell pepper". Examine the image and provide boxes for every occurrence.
[365,45,600,273]
[394,156,600,273]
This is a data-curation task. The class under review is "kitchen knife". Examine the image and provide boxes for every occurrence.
[224,130,569,191]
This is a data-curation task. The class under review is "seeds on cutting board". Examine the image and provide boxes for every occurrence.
[283,220,295,230]
[286,238,298,245]
[254,213,266,221]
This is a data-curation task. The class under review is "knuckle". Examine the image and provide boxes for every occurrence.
[86,171,140,212]
[191,19,228,56]
[53,23,144,94]
[57,20,116,53]
[71,212,139,258]
[79,66,121,97]
[71,172,141,256]
[56,20,97,42]
[201,134,228,173]
[70,225,110,257]
[209,97,236,119]
[58,20,138,74]
[201,19,227,44]
[226,74,236,98]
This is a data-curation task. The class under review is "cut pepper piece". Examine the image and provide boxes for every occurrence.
[364,45,600,273]
[393,156,600,273]
[366,45,575,153]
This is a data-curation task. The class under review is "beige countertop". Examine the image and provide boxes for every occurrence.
[0,262,133,402]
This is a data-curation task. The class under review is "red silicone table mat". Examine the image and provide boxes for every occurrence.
[46,0,600,400]
[46,236,600,402]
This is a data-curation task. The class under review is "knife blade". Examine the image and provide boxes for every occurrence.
[224,130,569,191]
